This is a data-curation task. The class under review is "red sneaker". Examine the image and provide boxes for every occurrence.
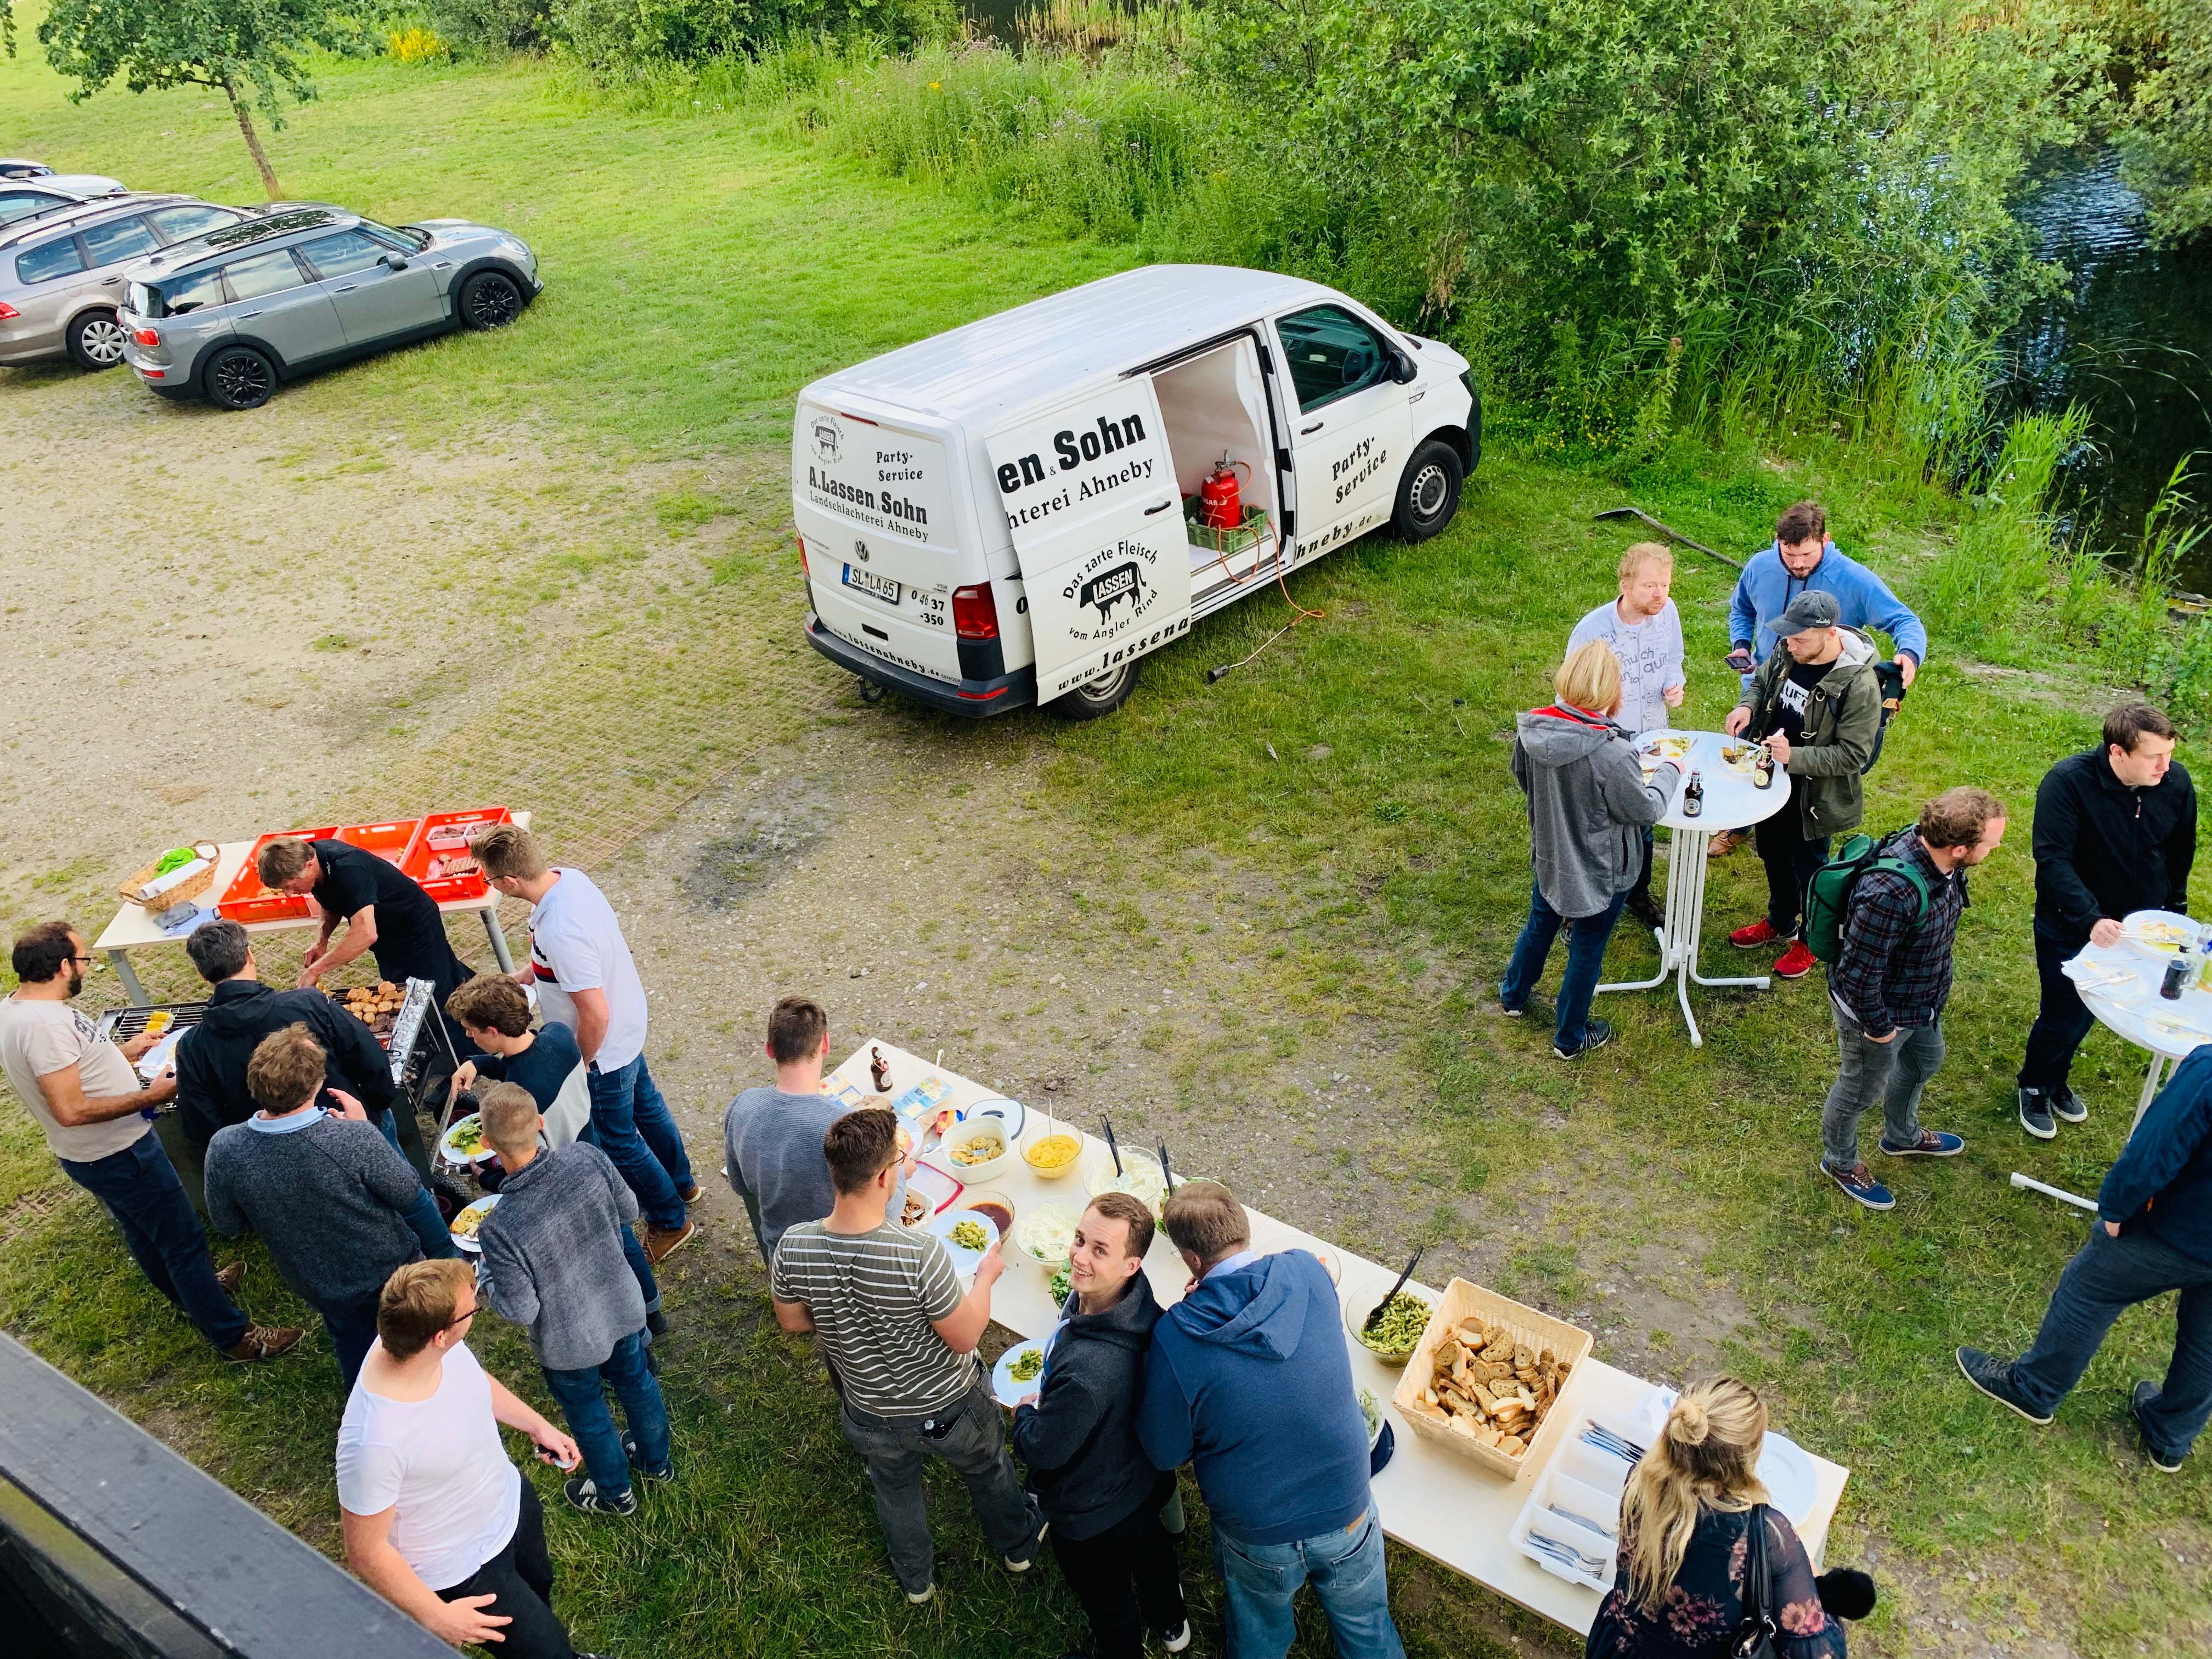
[1774,940,1817,979]
[1730,918,1784,949]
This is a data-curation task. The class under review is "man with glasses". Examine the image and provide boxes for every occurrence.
[1,921,301,1364]
[339,1259,609,1659]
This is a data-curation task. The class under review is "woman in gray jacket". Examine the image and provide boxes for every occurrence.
[1499,641,1683,1058]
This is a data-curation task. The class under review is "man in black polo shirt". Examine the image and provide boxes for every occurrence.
[173,919,431,1180]
[2017,703,2198,1141]
[256,835,477,1011]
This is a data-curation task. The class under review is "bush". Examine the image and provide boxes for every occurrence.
[432,0,554,53]
[554,0,951,72]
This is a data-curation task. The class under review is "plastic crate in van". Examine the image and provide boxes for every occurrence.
[402,807,511,903]
[216,827,340,922]
[337,819,421,867]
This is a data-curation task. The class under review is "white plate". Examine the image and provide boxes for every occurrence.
[1757,1431,1817,1527]
[449,1194,500,1254]
[992,1339,1049,1407]
[441,1112,495,1164]
[2121,910,2198,960]
[923,1206,1001,1274]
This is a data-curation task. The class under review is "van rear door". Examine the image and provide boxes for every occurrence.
[794,401,964,683]
[986,379,1190,703]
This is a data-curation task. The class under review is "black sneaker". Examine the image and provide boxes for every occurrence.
[1160,1621,1193,1654]
[622,1430,675,1483]
[646,1307,672,1339]
[2018,1088,2057,1141]
[564,1475,638,1515]
[1954,1347,2053,1424]
[2132,1381,2185,1472]
[1554,1018,1615,1061]
[2051,1084,2090,1124]
[1003,1510,1049,1572]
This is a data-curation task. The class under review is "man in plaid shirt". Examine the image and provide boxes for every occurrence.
[1821,787,2008,1210]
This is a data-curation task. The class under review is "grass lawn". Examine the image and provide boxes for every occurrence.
[2,32,2208,1659]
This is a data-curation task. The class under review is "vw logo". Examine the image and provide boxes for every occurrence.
[854,540,870,563]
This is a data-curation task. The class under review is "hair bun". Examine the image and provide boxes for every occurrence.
[1669,1397,1711,1446]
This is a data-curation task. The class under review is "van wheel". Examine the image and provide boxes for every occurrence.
[1051,658,1142,720]
[204,346,276,411]
[1390,438,1463,541]
[66,309,129,370]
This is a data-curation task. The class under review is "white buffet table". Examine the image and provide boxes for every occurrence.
[1597,730,1795,1048]
[832,1042,1849,1634]
[91,814,531,1006]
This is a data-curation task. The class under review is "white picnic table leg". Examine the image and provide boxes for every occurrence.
[1599,830,1684,998]
[105,949,150,1008]
[2132,1054,2171,1135]
[480,907,515,973]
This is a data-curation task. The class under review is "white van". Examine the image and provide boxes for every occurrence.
[792,264,1479,718]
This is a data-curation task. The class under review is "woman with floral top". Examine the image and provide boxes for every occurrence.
[1586,1377,1844,1658]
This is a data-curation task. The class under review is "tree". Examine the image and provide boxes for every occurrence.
[31,0,365,200]
[2115,0,2212,244]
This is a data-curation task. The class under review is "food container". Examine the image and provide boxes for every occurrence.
[1342,1282,1432,1368]
[120,840,220,911]
[958,1193,1017,1242]
[217,827,340,921]
[1022,1128,1085,1181]
[1009,1203,1081,1272]
[402,806,511,902]
[1391,1278,1594,1481]
[338,817,421,867]
[1086,1152,1167,1218]
[941,1116,1013,1182]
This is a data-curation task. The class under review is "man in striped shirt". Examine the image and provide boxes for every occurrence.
[771,1107,1045,1603]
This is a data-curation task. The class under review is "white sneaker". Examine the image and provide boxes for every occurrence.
[1161,1621,1192,1652]
[905,1583,936,1605]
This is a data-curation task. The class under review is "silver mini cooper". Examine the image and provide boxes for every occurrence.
[120,205,541,409]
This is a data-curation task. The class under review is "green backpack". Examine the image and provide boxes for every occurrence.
[1803,831,1930,964]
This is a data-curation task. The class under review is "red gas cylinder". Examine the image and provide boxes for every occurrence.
[1199,455,1249,530]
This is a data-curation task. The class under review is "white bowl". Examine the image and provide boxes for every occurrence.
[940,1116,1013,1183]
[1009,1202,1082,1272]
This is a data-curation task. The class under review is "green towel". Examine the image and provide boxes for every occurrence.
[153,846,199,876]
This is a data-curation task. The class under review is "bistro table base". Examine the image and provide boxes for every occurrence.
[1595,826,1770,1048]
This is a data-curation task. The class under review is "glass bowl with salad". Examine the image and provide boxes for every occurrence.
[1343,1285,1433,1367]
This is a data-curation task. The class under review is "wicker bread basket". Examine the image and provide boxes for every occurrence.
[119,840,220,910]
[1390,1277,1595,1481]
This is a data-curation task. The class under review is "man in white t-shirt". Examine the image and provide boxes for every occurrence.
[472,826,698,1266]
[1,921,298,1364]
[1565,542,1687,930]
[338,1258,605,1659]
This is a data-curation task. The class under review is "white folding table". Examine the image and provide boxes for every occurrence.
[830,1042,1850,1635]
[1596,729,1795,1048]
[91,813,531,1007]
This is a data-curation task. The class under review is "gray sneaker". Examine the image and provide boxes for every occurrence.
[1003,1510,1049,1572]
[2051,1084,2090,1124]
[1955,1347,2053,1424]
[2018,1088,2057,1141]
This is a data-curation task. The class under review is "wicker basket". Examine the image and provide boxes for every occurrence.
[119,841,220,911]
[1390,1277,1595,1481]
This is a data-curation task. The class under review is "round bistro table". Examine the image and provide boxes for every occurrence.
[2064,920,2212,1133]
[1594,729,1795,1048]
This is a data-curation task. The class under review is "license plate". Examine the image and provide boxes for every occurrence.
[843,565,902,606]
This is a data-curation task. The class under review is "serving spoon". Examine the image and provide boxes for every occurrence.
[1363,1247,1424,1336]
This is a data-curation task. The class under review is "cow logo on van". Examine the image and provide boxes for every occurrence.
[810,414,843,464]
[1078,560,1146,624]
[1059,534,1165,646]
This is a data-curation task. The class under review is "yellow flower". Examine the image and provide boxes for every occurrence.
[929,81,942,91]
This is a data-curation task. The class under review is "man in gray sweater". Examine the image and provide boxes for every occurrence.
[724,997,912,1266]
[204,1025,457,1390]
[475,1083,673,1518]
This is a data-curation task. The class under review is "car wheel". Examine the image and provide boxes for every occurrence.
[1390,437,1464,542]
[65,309,129,371]
[459,270,524,330]
[1048,657,1142,720]
[204,346,276,411]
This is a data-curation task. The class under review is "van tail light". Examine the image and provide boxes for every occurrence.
[794,534,809,578]
[0,301,18,319]
[133,326,160,346]
[952,583,1000,640]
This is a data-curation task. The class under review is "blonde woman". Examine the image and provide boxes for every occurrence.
[1587,1378,1843,1657]
[1500,640,1684,1059]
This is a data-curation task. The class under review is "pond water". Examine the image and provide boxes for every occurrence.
[1999,148,2212,585]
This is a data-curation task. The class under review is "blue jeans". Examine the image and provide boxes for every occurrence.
[621,1223,662,1314]
[61,1131,248,1352]
[541,1329,670,1499]
[583,1054,693,1232]
[322,1289,383,1393]
[1212,1504,1404,1659]
[1498,883,1627,1051]
[2011,1223,2212,1463]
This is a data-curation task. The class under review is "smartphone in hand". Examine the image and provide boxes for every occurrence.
[1724,647,1755,674]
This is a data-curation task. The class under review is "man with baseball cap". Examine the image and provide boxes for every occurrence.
[1723,590,1884,979]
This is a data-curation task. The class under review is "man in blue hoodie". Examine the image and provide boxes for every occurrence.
[1955,1045,2212,1471]
[1710,500,1927,857]
[1136,1181,1402,1659]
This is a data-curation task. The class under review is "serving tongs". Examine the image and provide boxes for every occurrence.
[1362,1246,1424,1335]
[1158,1139,1176,1194]
[1101,1113,1123,1177]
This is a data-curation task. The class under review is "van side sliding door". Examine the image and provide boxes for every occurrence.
[986,379,1191,705]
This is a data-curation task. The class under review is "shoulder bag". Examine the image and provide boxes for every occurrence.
[1728,1503,1781,1659]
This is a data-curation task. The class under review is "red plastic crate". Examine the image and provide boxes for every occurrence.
[401,806,511,903]
[338,818,421,867]
[216,827,339,922]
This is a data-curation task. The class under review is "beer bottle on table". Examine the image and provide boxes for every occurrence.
[1682,770,1703,818]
